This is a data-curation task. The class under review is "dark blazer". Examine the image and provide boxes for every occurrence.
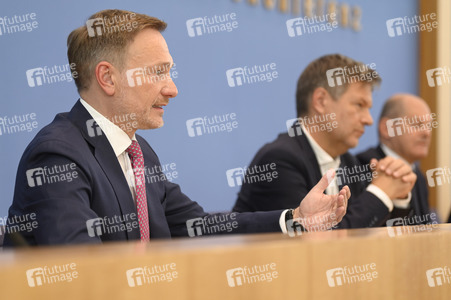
[232,130,390,228]
[357,145,430,225]
[4,100,282,246]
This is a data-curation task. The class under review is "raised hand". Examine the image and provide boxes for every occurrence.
[293,169,350,232]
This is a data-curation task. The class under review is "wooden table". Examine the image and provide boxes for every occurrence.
[1,224,451,299]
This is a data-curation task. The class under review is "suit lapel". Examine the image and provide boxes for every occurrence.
[412,166,427,217]
[68,100,140,240]
[294,129,323,187]
[376,145,386,159]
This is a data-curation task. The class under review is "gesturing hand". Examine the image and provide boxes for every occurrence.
[293,169,350,232]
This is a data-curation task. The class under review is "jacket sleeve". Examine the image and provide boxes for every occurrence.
[163,180,283,237]
[5,139,102,246]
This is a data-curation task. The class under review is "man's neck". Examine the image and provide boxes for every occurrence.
[80,94,137,139]
[380,142,414,165]
[305,126,341,158]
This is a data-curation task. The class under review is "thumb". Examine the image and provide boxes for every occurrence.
[314,169,335,193]
[370,158,378,171]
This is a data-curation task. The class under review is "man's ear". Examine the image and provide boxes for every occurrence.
[310,87,329,114]
[379,117,390,139]
[95,61,117,96]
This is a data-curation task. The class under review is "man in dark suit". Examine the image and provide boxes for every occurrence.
[357,94,433,224]
[233,54,417,229]
[4,10,349,246]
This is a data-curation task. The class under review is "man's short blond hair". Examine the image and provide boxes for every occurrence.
[67,9,167,92]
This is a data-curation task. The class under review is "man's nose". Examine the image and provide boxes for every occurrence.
[363,109,373,126]
[161,79,178,98]
[422,124,432,137]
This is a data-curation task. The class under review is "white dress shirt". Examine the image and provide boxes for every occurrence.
[80,99,137,203]
[301,124,410,212]
[80,99,291,233]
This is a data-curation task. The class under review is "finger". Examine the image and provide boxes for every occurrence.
[344,185,351,200]
[387,160,409,176]
[335,206,346,223]
[382,159,404,175]
[392,164,412,178]
[336,193,345,208]
[335,195,346,222]
[402,172,417,184]
[314,169,335,193]
[369,159,378,171]
[378,156,394,171]
[338,188,347,208]
[338,185,350,206]
[344,186,350,207]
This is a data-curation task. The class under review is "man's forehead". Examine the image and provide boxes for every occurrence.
[126,29,173,65]
[342,83,373,100]
[406,102,431,117]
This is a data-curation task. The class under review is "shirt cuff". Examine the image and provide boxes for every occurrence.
[279,209,290,234]
[393,193,412,209]
[366,184,394,212]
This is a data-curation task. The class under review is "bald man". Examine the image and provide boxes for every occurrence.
[357,93,433,224]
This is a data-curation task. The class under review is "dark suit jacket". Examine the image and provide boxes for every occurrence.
[232,130,390,228]
[4,100,282,246]
[357,145,430,225]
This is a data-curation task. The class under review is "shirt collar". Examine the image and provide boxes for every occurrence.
[301,124,340,167]
[80,98,136,157]
[380,143,415,169]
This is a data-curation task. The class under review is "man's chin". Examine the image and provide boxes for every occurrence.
[346,139,359,150]
[146,120,164,130]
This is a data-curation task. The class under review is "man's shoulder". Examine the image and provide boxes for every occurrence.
[355,146,383,165]
[135,134,158,159]
[254,132,305,161]
[23,111,85,157]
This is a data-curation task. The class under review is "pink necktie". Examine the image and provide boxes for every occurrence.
[126,140,150,241]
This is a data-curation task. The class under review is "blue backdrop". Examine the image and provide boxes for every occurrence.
[0,0,418,216]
